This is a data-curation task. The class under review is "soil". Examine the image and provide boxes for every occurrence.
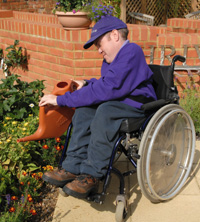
[30,184,59,222]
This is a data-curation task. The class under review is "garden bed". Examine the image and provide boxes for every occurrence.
[29,184,59,222]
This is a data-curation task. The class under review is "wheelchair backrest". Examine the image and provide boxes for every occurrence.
[148,64,176,100]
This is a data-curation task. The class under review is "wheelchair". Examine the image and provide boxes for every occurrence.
[58,55,196,222]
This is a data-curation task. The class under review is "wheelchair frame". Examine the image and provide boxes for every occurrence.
[58,55,196,222]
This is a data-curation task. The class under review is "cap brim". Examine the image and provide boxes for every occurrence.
[83,33,102,49]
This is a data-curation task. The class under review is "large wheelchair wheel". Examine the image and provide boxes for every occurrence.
[137,104,196,203]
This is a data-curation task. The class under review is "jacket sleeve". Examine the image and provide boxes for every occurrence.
[57,43,152,108]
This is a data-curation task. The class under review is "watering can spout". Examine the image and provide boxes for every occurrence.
[17,79,77,142]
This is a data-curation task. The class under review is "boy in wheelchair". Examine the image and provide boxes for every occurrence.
[39,16,157,199]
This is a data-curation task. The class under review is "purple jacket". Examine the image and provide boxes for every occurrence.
[57,42,157,109]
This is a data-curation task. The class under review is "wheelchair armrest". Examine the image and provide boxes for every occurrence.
[141,99,168,112]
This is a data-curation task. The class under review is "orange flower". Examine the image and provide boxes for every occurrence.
[55,137,61,143]
[20,181,24,185]
[55,146,61,151]
[11,196,18,201]
[22,171,27,176]
[42,166,47,170]
[30,209,37,215]
[37,172,43,178]
[61,145,64,150]
[28,197,33,202]
[9,207,15,212]
[31,173,36,178]
[42,144,49,149]
[46,165,53,171]
[27,181,30,185]
[27,194,31,198]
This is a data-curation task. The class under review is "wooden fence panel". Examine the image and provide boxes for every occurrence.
[125,0,200,26]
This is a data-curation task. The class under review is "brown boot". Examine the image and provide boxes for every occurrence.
[62,174,99,199]
[42,168,77,187]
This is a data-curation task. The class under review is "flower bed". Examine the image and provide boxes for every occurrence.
[0,75,66,221]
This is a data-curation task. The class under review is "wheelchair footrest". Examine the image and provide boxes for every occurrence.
[123,169,136,177]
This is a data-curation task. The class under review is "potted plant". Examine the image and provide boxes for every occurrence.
[53,0,120,30]
[53,0,92,30]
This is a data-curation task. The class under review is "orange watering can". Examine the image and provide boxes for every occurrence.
[17,79,77,142]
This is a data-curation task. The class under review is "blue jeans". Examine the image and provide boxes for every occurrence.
[62,101,145,178]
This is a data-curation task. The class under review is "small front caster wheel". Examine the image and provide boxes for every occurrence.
[115,201,127,222]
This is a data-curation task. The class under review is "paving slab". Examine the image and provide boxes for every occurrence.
[52,141,200,222]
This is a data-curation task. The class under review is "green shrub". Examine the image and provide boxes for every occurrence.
[0,74,45,121]
[2,40,28,76]
[179,76,200,134]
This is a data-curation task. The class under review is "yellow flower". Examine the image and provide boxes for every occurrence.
[22,128,26,131]
[0,141,2,145]
[6,139,11,143]
[46,165,54,171]
[29,114,33,117]
[37,172,43,178]
[3,124,7,127]
[12,121,17,125]
[5,117,11,120]
[24,122,29,126]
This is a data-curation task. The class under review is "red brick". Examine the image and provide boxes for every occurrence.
[49,48,64,57]
[80,29,89,42]
[37,45,49,53]
[25,43,37,52]
[0,10,13,18]
[83,51,101,59]
[74,43,84,50]
[45,70,59,79]
[58,41,73,51]
[50,64,66,74]
[174,34,182,48]
[62,66,74,76]
[140,26,148,41]
[157,35,166,46]
[74,68,84,76]
[187,49,199,58]
[131,26,140,41]
[149,27,158,41]
[74,52,83,59]
[63,50,74,59]
[165,34,174,45]
[84,68,101,76]
[71,30,80,42]
[75,60,95,68]
[59,58,73,67]
[44,54,57,63]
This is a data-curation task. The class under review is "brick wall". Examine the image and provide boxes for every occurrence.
[0,0,55,14]
[0,10,199,94]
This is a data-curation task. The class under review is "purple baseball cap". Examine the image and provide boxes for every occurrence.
[84,16,127,49]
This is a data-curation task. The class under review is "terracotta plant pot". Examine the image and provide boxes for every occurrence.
[55,11,92,30]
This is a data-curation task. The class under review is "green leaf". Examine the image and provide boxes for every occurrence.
[2,159,11,165]
[25,88,33,95]
[26,163,40,172]
[3,100,10,112]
